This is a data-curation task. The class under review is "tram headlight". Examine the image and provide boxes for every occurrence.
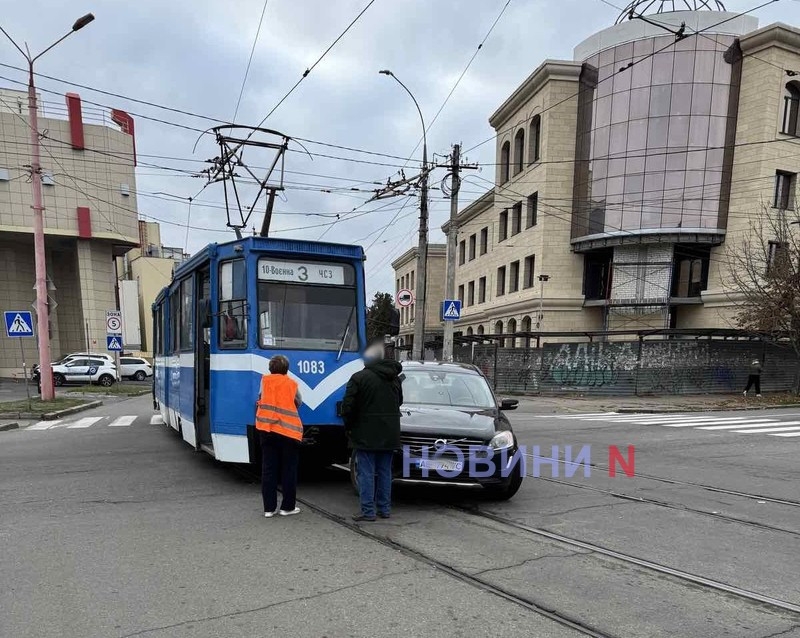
[489,431,515,450]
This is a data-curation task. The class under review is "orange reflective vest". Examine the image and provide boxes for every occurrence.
[255,374,303,441]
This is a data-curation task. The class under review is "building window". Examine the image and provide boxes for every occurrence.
[499,210,508,242]
[479,227,488,255]
[529,115,541,164]
[497,266,506,296]
[514,129,525,175]
[467,327,474,336]
[478,277,486,303]
[511,203,522,236]
[526,193,538,228]
[411,271,415,290]
[500,141,510,184]
[507,318,517,349]
[509,261,520,293]
[458,284,464,303]
[458,240,466,265]
[524,255,535,289]
[494,320,505,348]
[774,171,796,209]
[477,325,485,337]
[783,82,800,136]
[768,241,788,275]
[468,281,475,306]
[468,234,476,261]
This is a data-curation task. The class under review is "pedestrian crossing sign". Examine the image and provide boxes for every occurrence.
[106,335,123,351]
[441,300,462,321]
[4,311,34,338]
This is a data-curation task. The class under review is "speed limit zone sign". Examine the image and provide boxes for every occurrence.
[397,289,414,307]
[106,310,122,335]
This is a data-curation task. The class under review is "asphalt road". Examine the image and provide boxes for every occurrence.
[2,396,799,637]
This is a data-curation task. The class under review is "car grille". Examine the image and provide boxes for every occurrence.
[400,434,488,457]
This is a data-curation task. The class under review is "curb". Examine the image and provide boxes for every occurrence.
[0,400,102,421]
[0,422,19,432]
[65,390,151,399]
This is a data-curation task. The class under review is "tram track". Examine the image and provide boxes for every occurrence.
[535,475,800,537]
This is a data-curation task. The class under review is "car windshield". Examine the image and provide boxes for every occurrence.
[401,370,496,409]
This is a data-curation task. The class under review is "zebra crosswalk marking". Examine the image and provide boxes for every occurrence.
[27,420,61,430]
[696,420,790,430]
[67,417,103,429]
[109,416,136,427]
[772,432,800,437]
[732,424,800,434]
[150,414,164,425]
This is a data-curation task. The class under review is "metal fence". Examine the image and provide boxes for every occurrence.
[452,336,800,396]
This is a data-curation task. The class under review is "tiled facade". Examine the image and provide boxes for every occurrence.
[395,10,800,342]
[0,89,138,377]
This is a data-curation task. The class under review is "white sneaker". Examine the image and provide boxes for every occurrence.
[279,507,300,516]
[264,510,277,518]
[743,391,747,396]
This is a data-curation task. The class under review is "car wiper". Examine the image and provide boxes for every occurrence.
[336,306,356,362]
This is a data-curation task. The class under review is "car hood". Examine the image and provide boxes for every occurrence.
[400,404,499,440]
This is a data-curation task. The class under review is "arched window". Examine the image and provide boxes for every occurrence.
[467,327,474,336]
[783,82,800,136]
[494,320,504,348]
[521,315,532,349]
[529,115,541,164]
[507,318,517,349]
[477,324,485,336]
[513,129,525,176]
[500,141,510,184]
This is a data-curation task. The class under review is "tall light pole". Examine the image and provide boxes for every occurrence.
[537,274,550,331]
[0,13,95,400]
[380,70,429,360]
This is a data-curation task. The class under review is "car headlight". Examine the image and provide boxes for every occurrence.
[489,430,515,450]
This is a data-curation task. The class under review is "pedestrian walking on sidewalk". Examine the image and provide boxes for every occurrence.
[743,358,762,398]
[255,355,303,517]
[342,343,403,522]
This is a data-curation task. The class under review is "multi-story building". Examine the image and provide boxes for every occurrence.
[391,244,446,356]
[0,89,138,377]
[410,2,800,342]
[116,221,188,358]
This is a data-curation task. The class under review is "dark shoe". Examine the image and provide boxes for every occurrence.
[377,512,391,519]
[352,513,376,522]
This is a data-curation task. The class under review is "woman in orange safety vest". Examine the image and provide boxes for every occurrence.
[255,355,303,517]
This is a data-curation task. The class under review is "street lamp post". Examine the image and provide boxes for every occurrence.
[380,70,429,361]
[0,14,95,400]
[537,274,551,331]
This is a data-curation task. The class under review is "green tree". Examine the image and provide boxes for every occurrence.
[366,292,395,343]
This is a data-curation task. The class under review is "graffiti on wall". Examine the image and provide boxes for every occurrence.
[543,342,638,388]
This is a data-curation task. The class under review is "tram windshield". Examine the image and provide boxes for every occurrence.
[257,283,358,351]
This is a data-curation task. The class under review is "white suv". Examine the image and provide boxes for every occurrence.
[52,357,119,387]
[119,357,153,381]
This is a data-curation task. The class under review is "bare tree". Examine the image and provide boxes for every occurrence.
[727,204,800,384]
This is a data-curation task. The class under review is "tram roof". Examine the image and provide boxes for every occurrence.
[172,236,365,281]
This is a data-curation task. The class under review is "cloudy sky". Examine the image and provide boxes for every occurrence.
[1,0,794,298]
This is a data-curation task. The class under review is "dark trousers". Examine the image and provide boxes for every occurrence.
[355,450,393,518]
[744,374,761,394]
[260,431,299,513]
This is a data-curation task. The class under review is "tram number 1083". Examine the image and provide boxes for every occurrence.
[297,360,326,374]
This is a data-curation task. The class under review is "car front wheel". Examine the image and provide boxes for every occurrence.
[53,373,65,387]
[98,374,115,387]
[483,463,523,501]
[133,370,146,381]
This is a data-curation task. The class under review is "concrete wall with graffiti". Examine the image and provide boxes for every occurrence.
[453,340,799,395]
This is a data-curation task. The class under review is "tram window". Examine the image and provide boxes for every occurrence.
[220,260,247,349]
[180,278,193,351]
[170,291,180,354]
[257,282,358,351]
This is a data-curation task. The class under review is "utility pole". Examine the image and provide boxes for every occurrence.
[442,144,461,362]
[412,145,429,361]
[0,13,95,401]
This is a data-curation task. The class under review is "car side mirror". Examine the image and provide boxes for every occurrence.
[499,398,519,411]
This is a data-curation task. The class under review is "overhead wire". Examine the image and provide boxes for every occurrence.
[232,0,271,124]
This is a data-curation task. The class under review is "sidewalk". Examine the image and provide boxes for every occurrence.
[514,392,800,414]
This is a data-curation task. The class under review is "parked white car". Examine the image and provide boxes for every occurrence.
[52,357,119,387]
[119,356,153,381]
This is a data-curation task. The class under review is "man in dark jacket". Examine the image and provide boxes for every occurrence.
[341,343,403,522]
[743,358,762,398]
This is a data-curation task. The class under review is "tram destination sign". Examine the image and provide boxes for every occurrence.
[258,259,346,285]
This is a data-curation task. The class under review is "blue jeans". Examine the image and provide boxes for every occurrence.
[355,450,393,518]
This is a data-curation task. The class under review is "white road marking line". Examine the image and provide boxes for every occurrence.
[732,424,800,434]
[27,420,61,430]
[66,417,103,429]
[622,417,729,425]
[542,412,620,419]
[655,418,776,428]
[109,415,136,427]
[150,414,164,425]
[697,420,789,430]
[771,432,800,437]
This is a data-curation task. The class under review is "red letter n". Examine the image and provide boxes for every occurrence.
[608,445,635,478]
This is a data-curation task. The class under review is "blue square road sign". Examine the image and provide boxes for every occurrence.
[441,300,462,321]
[107,335,123,351]
[4,311,34,338]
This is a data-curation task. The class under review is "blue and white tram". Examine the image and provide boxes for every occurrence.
[152,237,368,464]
